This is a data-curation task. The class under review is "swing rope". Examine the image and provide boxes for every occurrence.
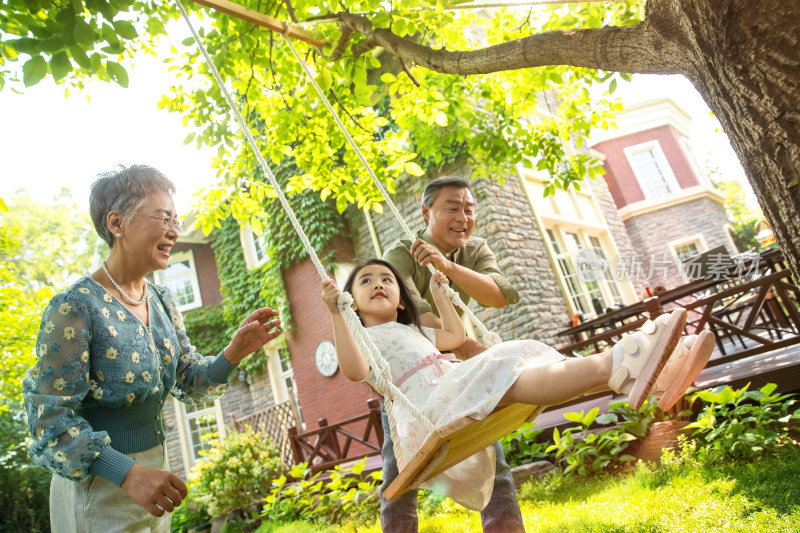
[277,33,502,348]
[175,0,435,434]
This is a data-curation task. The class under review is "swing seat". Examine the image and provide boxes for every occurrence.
[384,403,543,500]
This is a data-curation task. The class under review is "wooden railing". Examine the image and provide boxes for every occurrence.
[557,269,800,370]
[287,398,384,474]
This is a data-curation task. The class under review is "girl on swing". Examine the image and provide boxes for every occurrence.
[321,259,713,510]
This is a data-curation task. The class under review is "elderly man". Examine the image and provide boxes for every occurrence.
[380,176,524,533]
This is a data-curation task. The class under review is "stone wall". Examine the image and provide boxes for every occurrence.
[352,166,572,346]
[623,196,734,289]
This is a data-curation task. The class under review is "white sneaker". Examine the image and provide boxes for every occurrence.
[651,329,715,411]
[607,308,686,409]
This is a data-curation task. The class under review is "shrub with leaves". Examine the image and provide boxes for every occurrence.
[685,383,800,459]
[262,458,381,527]
[546,398,663,476]
[501,425,551,468]
[189,428,283,518]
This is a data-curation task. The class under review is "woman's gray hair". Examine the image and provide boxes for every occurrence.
[90,165,176,246]
[421,176,472,208]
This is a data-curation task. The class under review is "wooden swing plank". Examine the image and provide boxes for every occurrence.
[188,0,328,47]
[384,403,542,501]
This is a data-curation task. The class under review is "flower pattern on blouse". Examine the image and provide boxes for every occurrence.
[23,276,231,482]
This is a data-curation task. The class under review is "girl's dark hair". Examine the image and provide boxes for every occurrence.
[342,258,425,335]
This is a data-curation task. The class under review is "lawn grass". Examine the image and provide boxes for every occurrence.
[349,443,800,533]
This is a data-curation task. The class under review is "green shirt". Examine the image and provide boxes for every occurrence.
[382,229,519,317]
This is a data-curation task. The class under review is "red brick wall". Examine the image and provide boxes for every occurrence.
[173,242,223,307]
[283,236,378,455]
[593,125,700,209]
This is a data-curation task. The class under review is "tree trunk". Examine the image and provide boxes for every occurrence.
[674,0,800,283]
[340,0,800,283]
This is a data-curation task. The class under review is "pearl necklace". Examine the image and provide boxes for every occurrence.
[102,261,147,306]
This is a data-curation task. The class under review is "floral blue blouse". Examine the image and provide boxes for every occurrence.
[23,276,236,486]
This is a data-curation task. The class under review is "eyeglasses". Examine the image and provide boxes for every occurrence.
[133,212,184,233]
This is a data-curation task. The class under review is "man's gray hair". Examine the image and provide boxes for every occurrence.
[421,176,472,208]
[89,165,176,246]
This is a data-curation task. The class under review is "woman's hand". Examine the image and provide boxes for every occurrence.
[429,270,450,298]
[321,278,342,314]
[121,463,188,517]
[222,308,281,365]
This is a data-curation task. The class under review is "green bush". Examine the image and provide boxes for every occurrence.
[685,382,800,459]
[501,425,550,468]
[170,487,211,533]
[189,428,283,519]
[0,407,51,533]
[546,397,665,477]
[262,458,381,527]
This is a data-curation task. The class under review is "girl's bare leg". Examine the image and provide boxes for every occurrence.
[500,350,614,406]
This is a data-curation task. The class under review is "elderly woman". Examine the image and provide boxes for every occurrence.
[23,165,281,532]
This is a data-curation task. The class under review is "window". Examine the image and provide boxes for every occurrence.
[546,228,625,318]
[266,342,304,426]
[624,141,680,200]
[668,234,709,280]
[154,250,202,311]
[173,398,226,470]
[240,222,270,269]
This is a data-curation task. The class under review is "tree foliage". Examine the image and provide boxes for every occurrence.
[712,177,760,252]
[158,1,639,230]
[0,190,101,406]
[0,0,179,92]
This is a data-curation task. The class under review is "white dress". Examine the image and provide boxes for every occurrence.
[365,322,565,510]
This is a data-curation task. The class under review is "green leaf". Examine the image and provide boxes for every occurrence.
[380,72,396,83]
[403,162,424,176]
[609,78,617,94]
[22,56,48,87]
[318,68,333,93]
[69,45,91,69]
[112,20,138,40]
[106,61,129,87]
[73,19,95,47]
[50,51,72,81]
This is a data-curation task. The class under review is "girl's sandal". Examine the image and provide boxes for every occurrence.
[607,308,687,410]
[652,329,715,411]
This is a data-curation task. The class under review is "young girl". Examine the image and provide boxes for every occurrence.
[321,259,713,510]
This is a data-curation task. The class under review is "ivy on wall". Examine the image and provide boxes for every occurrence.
[207,160,347,377]
[182,304,228,358]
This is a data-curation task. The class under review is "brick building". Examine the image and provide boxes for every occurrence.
[590,98,736,290]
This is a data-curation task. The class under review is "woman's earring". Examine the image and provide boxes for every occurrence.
[115,233,122,238]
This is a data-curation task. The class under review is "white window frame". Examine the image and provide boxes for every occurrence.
[667,233,709,265]
[172,397,226,472]
[265,340,304,427]
[667,234,709,281]
[153,249,203,312]
[239,222,270,269]
[624,140,681,200]
[544,227,626,320]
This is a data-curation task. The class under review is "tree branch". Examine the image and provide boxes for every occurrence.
[328,88,373,134]
[352,34,377,58]
[331,26,354,60]
[400,58,420,87]
[337,10,682,76]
